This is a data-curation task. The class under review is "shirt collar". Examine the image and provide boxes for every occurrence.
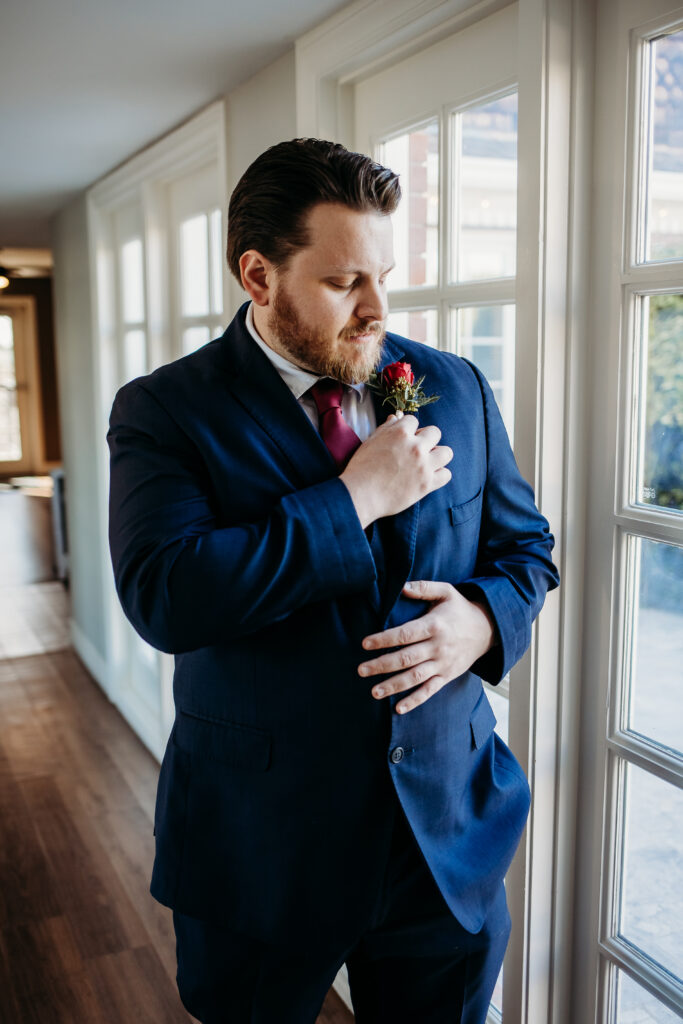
[245,302,365,400]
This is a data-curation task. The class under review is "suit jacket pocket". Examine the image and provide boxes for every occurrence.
[470,689,497,749]
[449,487,483,526]
[174,709,272,771]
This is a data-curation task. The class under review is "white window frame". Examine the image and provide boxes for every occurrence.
[576,2,683,1020]
[297,1,577,1021]
[86,101,229,760]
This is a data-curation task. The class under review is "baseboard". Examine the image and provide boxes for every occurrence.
[70,617,112,698]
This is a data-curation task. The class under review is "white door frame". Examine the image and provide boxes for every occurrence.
[86,100,229,759]
[0,294,43,477]
[296,1,590,1021]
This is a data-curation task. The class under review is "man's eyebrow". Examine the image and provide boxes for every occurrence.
[324,263,396,275]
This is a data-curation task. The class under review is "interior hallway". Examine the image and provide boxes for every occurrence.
[0,489,352,1023]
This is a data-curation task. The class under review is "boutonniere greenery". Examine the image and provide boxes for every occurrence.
[367,360,440,414]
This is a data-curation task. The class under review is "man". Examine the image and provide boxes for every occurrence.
[108,138,559,1023]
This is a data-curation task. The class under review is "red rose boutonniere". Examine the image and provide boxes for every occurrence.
[367,360,440,414]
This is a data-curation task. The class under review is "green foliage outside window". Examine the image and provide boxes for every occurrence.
[643,294,683,511]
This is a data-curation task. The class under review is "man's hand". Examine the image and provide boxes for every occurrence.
[357,580,497,714]
[340,413,453,528]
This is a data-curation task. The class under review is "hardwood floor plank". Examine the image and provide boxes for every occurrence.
[85,946,191,1023]
[19,776,135,960]
[86,801,179,983]
[0,640,355,1022]
[0,764,62,928]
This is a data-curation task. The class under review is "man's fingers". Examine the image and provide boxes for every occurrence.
[368,661,441,700]
[361,617,432,651]
[395,676,446,714]
[403,580,457,601]
[414,424,441,449]
[358,640,433,677]
[431,444,453,468]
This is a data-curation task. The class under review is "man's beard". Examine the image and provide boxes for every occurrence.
[268,281,385,384]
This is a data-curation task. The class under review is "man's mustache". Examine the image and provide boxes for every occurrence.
[340,321,385,340]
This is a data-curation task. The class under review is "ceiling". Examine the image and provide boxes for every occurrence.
[0,0,349,251]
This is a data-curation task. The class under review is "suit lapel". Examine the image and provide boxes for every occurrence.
[216,305,336,487]
[217,307,422,624]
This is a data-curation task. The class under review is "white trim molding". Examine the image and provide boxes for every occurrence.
[295,0,514,143]
[86,99,228,771]
[295,2,587,1021]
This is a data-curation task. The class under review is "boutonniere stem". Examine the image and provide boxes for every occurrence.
[367,360,440,414]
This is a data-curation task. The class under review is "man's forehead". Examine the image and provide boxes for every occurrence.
[300,203,394,267]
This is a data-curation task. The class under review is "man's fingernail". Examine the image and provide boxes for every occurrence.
[404,581,413,590]
[373,687,384,698]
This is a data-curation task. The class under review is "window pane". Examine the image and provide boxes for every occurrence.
[618,762,683,981]
[210,208,224,316]
[120,238,145,324]
[123,329,147,382]
[380,122,439,289]
[614,968,680,1023]
[626,538,683,756]
[453,93,517,282]
[386,308,438,346]
[638,294,683,512]
[644,31,683,263]
[451,304,515,442]
[491,965,503,1018]
[486,687,509,745]
[182,326,211,355]
[180,214,210,317]
[0,314,21,461]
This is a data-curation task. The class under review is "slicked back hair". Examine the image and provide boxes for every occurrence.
[227,138,401,282]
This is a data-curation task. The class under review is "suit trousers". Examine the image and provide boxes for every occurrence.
[173,796,511,1024]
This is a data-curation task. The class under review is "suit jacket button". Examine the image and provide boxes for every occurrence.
[390,746,404,764]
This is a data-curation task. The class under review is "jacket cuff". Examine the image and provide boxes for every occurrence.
[456,579,531,684]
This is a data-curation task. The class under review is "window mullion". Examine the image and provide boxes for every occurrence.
[606,735,683,789]
[599,935,683,1018]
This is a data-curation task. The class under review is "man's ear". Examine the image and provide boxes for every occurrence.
[239,251,273,306]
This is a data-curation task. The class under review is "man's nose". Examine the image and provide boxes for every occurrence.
[355,281,388,323]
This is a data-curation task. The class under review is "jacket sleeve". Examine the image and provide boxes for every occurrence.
[456,360,560,684]
[107,380,377,654]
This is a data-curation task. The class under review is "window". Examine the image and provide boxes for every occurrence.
[354,13,519,1016]
[0,298,40,476]
[0,313,22,462]
[178,207,224,354]
[88,101,228,761]
[596,17,683,1022]
[379,92,518,445]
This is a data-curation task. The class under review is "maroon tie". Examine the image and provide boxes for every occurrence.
[310,378,362,470]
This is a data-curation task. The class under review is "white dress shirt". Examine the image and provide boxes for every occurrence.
[245,302,377,442]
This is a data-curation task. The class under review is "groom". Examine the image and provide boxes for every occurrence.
[108,138,559,1023]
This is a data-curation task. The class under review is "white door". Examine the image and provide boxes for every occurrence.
[355,7,522,1020]
[0,298,40,476]
[576,2,683,1020]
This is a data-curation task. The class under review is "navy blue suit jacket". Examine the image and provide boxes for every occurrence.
[107,302,559,952]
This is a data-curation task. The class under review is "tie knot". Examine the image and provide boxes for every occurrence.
[310,377,346,416]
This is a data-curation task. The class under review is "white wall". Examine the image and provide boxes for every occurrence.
[224,49,297,315]
[51,194,108,673]
[49,49,298,689]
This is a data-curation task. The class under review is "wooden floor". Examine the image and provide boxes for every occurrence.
[0,500,353,1021]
